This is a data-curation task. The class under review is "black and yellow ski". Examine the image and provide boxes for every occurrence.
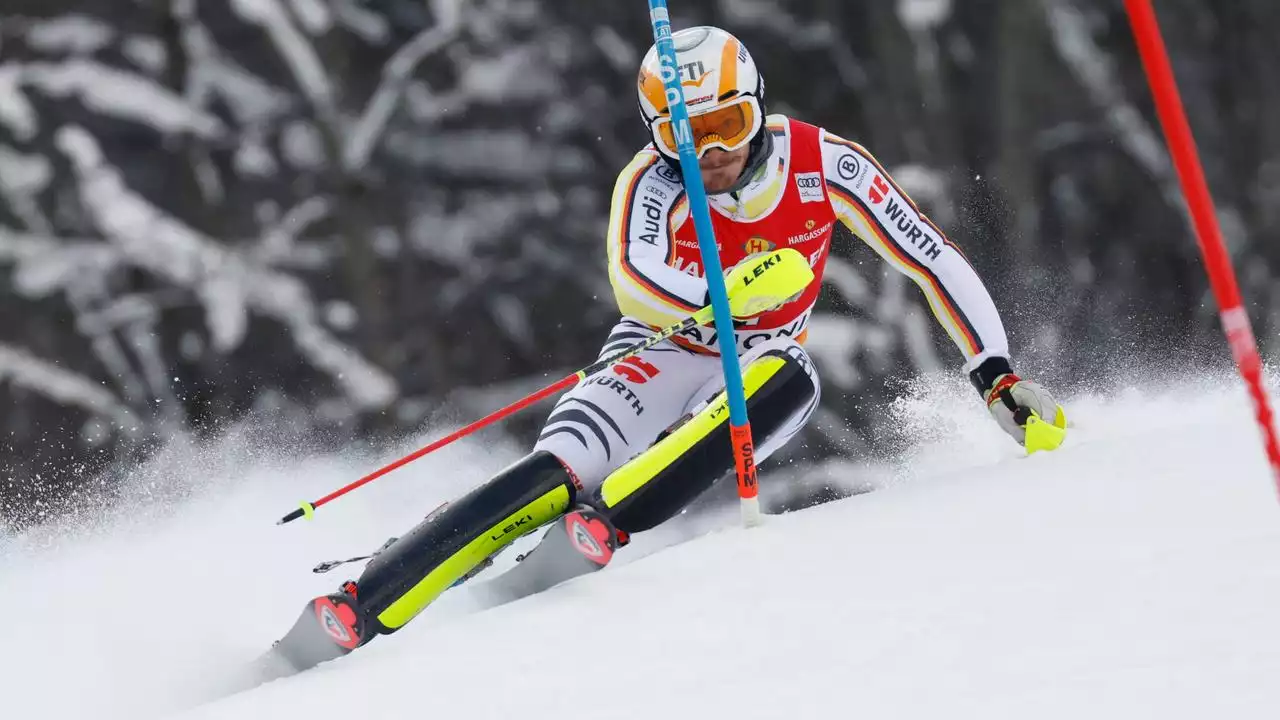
[253,451,578,679]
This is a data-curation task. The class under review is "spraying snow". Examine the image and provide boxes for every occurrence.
[5,370,1280,719]
[1,422,525,718]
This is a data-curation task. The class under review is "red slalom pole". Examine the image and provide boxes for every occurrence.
[1124,0,1280,492]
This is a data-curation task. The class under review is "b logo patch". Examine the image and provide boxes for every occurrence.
[837,154,861,181]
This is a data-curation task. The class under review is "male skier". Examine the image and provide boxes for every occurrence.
[271,25,1066,671]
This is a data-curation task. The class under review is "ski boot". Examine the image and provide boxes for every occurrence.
[260,579,367,678]
[474,503,628,607]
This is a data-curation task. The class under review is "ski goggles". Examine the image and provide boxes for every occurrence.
[650,94,763,159]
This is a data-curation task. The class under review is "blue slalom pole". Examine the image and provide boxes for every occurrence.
[644,1,761,525]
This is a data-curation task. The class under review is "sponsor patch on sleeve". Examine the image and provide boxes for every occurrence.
[795,172,825,203]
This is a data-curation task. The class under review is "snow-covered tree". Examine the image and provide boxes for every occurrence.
[2,0,1277,524]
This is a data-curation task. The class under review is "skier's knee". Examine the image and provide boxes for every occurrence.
[597,348,817,534]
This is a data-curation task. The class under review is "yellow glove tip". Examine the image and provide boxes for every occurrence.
[1024,410,1067,454]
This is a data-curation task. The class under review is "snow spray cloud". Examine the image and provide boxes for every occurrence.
[0,412,522,719]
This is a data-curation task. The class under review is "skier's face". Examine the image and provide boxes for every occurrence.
[699,145,750,194]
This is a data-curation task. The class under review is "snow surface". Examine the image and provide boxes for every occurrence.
[5,372,1280,719]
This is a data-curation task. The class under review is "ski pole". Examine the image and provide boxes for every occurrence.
[645,1,762,527]
[276,305,714,525]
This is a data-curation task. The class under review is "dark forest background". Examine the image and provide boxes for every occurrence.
[1,0,1276,527]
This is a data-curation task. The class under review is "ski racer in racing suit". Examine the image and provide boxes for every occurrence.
[516,24,1066,578]
[276,25,1068,670]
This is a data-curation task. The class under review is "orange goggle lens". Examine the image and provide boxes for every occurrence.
[653,97,760,158]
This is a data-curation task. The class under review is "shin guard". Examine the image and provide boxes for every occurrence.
[354,451,578,635]
[598,349,815,534]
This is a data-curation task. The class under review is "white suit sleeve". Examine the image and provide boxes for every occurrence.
[606,151,709,329]
[820,130,1010,369]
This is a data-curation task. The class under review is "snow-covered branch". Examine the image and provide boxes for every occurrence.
[0,144,55,233]
[255,196,333,266]
[231,0,336,119]
[1040,0,1182,211]
[332,0,390,44]
[174,1,292,128]
[0,341,140,435]
[0,228,118,299]
[4,59,225,139]
[0,228,152,405]
[24,14,114,55]
[343,1,465,170]
[56,126,397,410]
[0,65,38,140]
[287,0,332,35]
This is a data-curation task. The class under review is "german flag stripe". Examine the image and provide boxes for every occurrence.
[615,158,699,312]
[828,181,981,355]
[824,135,973,266]
[671,194,690,235]
[822,136,863,153]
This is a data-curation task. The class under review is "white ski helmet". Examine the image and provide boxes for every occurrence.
[637,26,771,189]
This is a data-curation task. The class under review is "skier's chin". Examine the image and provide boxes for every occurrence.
[701,164,744,194]
[699,150,748,194]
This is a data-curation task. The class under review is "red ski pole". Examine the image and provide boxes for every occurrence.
[276,305,714,524]
[1123,0,1280,492]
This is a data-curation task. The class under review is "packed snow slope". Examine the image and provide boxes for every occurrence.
[6,371,1280,719]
